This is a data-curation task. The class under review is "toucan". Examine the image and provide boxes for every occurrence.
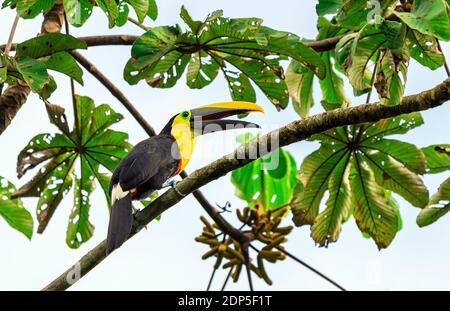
[106,101,264,254]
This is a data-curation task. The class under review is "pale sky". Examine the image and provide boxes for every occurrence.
[0,0,449,291]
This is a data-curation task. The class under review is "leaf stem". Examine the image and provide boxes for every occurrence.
[221,268,232,291]
[64,14,80,143]
[4,14,20,56]
[436,41,450,77]
[127,17,148,31]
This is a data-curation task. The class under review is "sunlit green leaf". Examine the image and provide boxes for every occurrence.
[231,134,297,210]
[12,96,131,246]
[64,0,94,27]
[394,0,450,41]
[422,144,450,174]
[0,177,33,239]
[417,178,450,227]
[286,60,314,117]
[406,29,445,70]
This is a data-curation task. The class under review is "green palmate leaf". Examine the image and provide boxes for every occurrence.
[291,112,426,248]
[336,0,398,30]
[363,152,429,207]
[417,178,450,227]
[116,2,130,26]
[124,7,325,109]
[292,145,348,226]
[16,56,56,99]
[349,157,399,249]
[220,68,256,102]
[361,138,426,174]
[422,144,450,173]
[394,0,450,41]
[16,33,88,59]
[128,0,149,23]
[41,52,84,85]
[13,95,131,246]
[66,158,95,248]
[15,0,55,18]
[231,134,297,210]
[219,53,289,109]
[316,0,343,16]
[286,60,314,118]
[406,29,445,70]
[147,0,158,20]
[96,0,119,28]
[0,177,33,239]
[186,52,219,89]
[310,151,352,247]
[64,0,94,27]
[319,51,349,110]
[363,111,424,137]
[374,50,408,105]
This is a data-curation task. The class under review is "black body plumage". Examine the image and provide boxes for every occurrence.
[106,135,180,254]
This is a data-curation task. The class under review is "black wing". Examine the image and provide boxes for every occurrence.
[109,136,178,193]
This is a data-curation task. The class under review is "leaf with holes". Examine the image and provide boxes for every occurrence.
[14,0,55,19]
[374,50,408,105]
[422,144,450,174]
[16,56,57,99]
[291,112,427,248]
[124,6,324,109]
[0,177,33,239]
[16,33,87,59]
[12,95,132,247]
[406,29,445,70]
[231,133,297,210]
[394,0,450,41]
[64,0,94,27]
[96,0,119,28]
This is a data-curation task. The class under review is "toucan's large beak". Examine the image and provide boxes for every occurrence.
[190,101,264,135]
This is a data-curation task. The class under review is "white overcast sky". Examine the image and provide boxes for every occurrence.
[0,0,449,291]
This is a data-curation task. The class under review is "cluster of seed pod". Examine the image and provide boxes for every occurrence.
[195,203,293,285]
[237,203,293,285]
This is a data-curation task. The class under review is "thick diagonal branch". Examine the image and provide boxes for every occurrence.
[42,77,450,291]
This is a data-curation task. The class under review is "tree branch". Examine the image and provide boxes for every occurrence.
[2,32,347,53]
[42,77,450,291]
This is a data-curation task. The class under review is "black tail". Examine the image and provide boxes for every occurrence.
[106,193,133,255]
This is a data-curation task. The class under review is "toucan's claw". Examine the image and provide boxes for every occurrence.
[163,179,186,197]
[217,201,232,213]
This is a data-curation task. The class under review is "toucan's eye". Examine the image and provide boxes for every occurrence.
[181,111,190,119]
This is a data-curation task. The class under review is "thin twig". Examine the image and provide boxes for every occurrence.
[244,251,254,291]
[249,243,346,291]
[354,51,382,141]
[221,268,232,291]
[275,246,346,291]
[4,14,20,56]
[206,265,218,291]
[206,234,227,291]
[127,17,148,31]
[437,40,450,77]
[64,14,80,141]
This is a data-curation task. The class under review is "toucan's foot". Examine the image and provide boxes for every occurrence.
[163,179,186,197]
[217,201,232,213]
